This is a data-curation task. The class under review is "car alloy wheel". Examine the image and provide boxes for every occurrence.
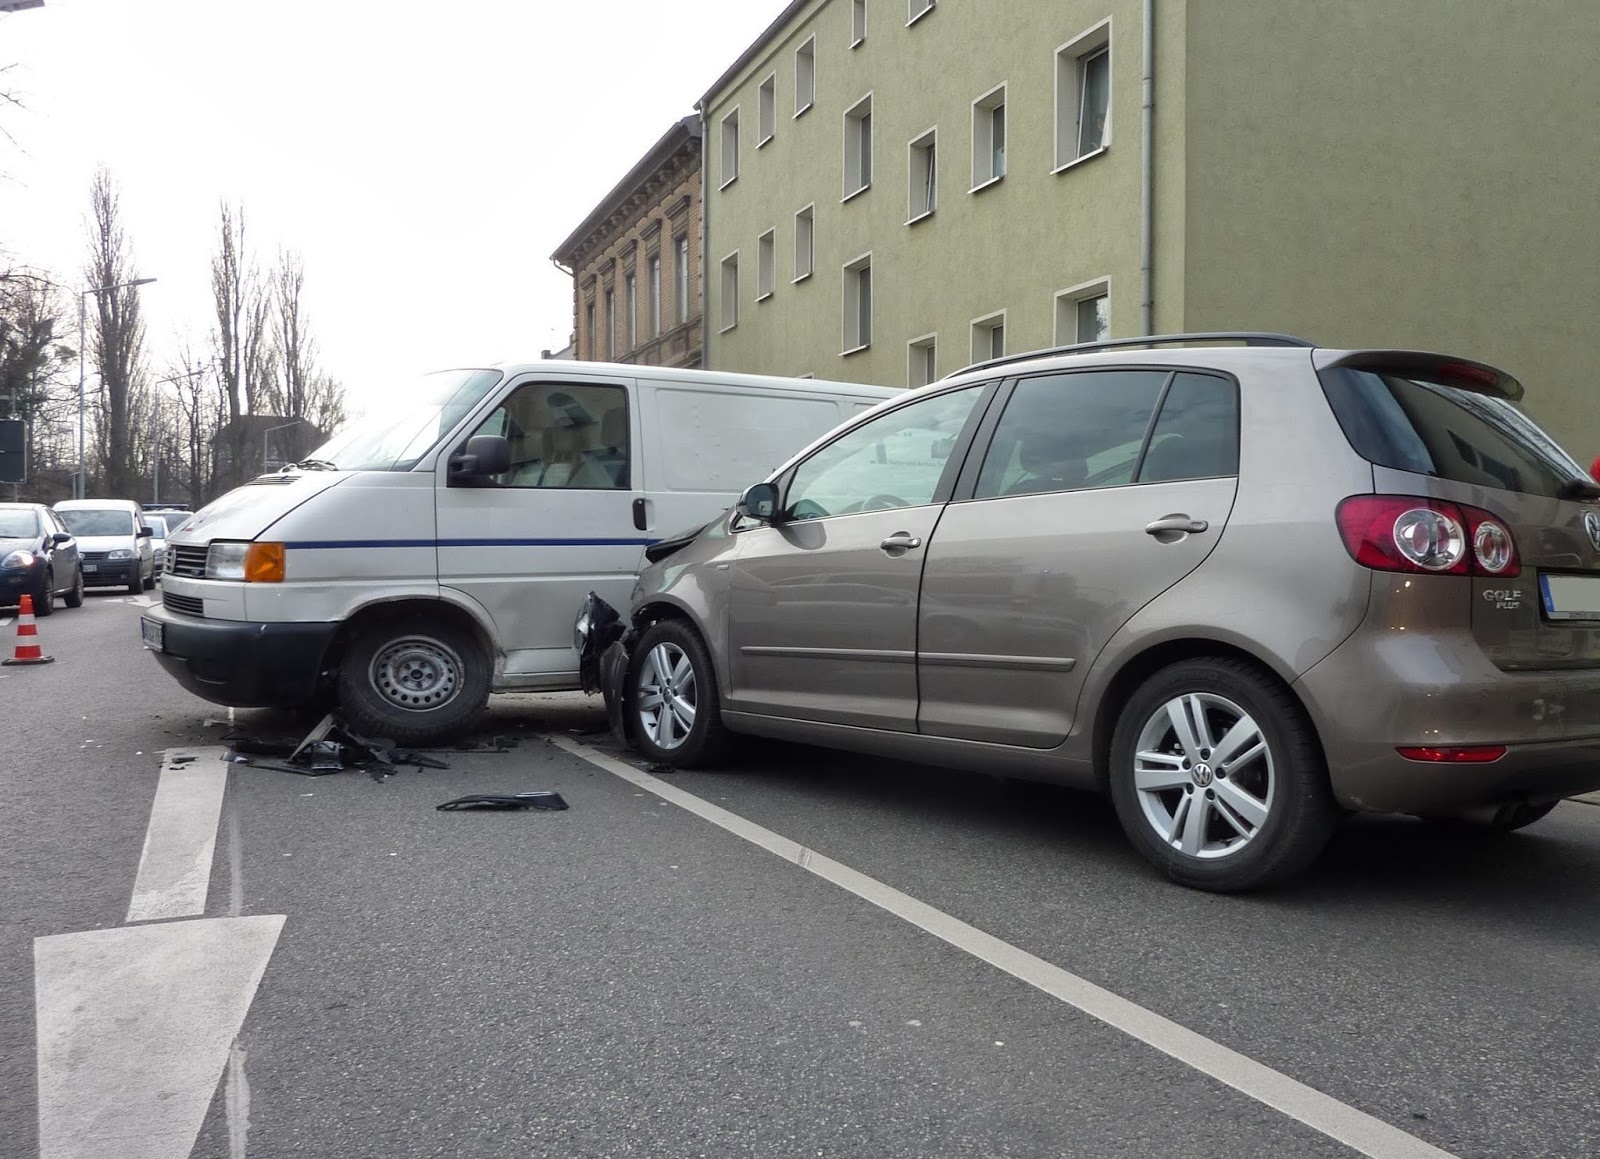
[636,640,696,750]
[1132,692,1274,860]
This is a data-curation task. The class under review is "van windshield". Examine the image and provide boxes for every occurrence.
[58,509,135,536]
[304,369,504,472]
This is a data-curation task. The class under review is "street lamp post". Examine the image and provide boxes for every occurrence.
[150,368,207,504]
[77,276,156,499]
[263,419,310,472]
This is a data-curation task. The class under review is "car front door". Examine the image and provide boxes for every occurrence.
[917,369,1241,747]
[723,384,991,731]
[435,375,643,682]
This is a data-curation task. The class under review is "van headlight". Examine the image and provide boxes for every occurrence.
[205,542,250,580]
[106,548,135,560]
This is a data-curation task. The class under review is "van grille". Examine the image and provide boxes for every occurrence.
[168,545,209,578]
[162,591,205,617]
[80,551,109,562]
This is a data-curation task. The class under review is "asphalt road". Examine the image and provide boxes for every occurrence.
[4,593,1600,1158]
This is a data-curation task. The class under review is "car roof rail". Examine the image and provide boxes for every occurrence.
[948,331,1318,379]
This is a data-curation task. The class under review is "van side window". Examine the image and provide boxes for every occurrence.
[472,383,631,489]
[973,370,1168,499]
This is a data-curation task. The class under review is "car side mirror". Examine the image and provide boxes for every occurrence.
[448,434,512,484]
[138,526,154,538]
[52,533,72,545]
[736,481,781,523]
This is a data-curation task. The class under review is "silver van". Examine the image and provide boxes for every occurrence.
[585,333,1600,891]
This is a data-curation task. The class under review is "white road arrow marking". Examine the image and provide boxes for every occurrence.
[126,749,230,923]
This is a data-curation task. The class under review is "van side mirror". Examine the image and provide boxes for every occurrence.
[138,526,154,539]
[736,481,781,523]
[449,434,512,484]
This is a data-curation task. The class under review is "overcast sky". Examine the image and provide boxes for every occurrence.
[0,0,779,418]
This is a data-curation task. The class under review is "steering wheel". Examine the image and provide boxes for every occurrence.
[863,493,910,510]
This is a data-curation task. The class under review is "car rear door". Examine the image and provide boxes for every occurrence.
[917,368,1240,747]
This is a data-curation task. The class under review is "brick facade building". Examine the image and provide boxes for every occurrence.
[552,116,704,369]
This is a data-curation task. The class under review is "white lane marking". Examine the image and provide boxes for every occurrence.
[0,615,13,628]
[125,594,159,609]
[125,748,230,923]
[33,915,285,1159]
[552,737,1455,1159]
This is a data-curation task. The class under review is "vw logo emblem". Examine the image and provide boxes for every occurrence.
[1585,511,1600,553]
[1192,763,1214,787]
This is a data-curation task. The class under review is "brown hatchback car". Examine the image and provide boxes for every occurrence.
[581,333,1600,891]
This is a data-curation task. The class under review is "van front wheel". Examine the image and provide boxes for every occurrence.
[337,621,490,745]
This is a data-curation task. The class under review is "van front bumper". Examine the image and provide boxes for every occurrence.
[140,605,337,708]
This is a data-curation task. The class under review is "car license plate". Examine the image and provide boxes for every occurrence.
[140,617,164,652]
[1539,574,1600,621]
[83,563,97,574]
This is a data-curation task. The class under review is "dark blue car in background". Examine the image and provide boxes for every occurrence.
[0,503,84,616]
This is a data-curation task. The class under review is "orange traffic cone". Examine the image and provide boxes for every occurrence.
[3,594,54,666]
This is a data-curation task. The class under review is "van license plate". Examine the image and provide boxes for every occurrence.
[82,563,97,574]
[140,618,164,652]
[1539,574,1600,621]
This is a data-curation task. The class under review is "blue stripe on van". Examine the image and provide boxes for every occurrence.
[282,537,659,549]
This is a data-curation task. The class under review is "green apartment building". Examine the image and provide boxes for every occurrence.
[699,0,1600,453]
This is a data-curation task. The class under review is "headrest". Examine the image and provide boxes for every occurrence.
[600,407,627,449]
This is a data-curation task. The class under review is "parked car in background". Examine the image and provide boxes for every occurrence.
[142,512,172,579]
[586,332,1600,892]
[0,502,84,615]
[53,499,154,595]
[141,361,900,744]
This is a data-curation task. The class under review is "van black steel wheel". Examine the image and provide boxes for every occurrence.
[627,619,731,767]
[337,620,491,745]
[1108,657,1340,892]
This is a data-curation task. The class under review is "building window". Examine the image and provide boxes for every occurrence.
[1055,22,1111,169]
[851,0,866,46]
[585,300,595,358]
[907,128,936,222]
[604,288,615,358]
[759,74,777,145]
[675,236,690,325]
[720,108,740,188]
[842,253,872,353]
[971,84,1007,190]
[795,37,816,116]
[843,93,873,199]
[908,0,935,24]
[648,255,662,338]
[624,273,637,350]
[971,311,1005,362]
[794,204,815,282]
[757,230,776,301]
[1054,279,1111,345]
[908,334,937,386]
[720,252,739,332]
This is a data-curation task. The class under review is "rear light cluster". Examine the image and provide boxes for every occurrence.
[1336,495,1520,577]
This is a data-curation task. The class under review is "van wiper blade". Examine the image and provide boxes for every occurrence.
[282,458,339,471]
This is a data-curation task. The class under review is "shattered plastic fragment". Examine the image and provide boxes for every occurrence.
[435,791,569,812]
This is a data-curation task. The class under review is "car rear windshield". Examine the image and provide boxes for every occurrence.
[1317,367,1593,499]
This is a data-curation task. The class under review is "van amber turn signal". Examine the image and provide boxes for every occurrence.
[244,541,285,583]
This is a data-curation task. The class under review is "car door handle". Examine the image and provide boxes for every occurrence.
[1145,515,1209,536]
[880,533,923,552]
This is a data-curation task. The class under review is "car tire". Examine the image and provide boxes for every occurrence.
[627,619,731,768]
[336,619,491,745]
[63,567,85,609]
[1108,656,1340,892]
[126,566,142,596]
[33,569,54,617]
[142,565,155,591]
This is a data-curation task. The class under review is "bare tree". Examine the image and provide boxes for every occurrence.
[0,266,74,497]
[85,168,148,497]
[209,202,269,488]
[158,345,225,505]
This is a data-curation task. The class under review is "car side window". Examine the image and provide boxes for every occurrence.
[469,383,630,490]
[973,370,1169,499]
[783,386,984,520]
[1137,372,1240,482]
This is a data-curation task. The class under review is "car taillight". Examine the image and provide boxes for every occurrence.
[1336,495,1520,577]
[1396,745,1507,763]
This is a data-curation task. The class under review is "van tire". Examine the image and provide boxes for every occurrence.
[627,619,731,768]
[337,621,491,745]
[1108,657,1339,892]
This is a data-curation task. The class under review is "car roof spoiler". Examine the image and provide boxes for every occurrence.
[1315,349,1524,402]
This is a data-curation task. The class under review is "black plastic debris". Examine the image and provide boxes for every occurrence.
[435,791,569,812]
[224,713,453,779]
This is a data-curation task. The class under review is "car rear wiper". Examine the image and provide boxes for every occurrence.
[1558,478,1600,501]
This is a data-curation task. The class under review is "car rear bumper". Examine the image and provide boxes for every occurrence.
[1298,627,1600,813]
[141,605,337,707]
